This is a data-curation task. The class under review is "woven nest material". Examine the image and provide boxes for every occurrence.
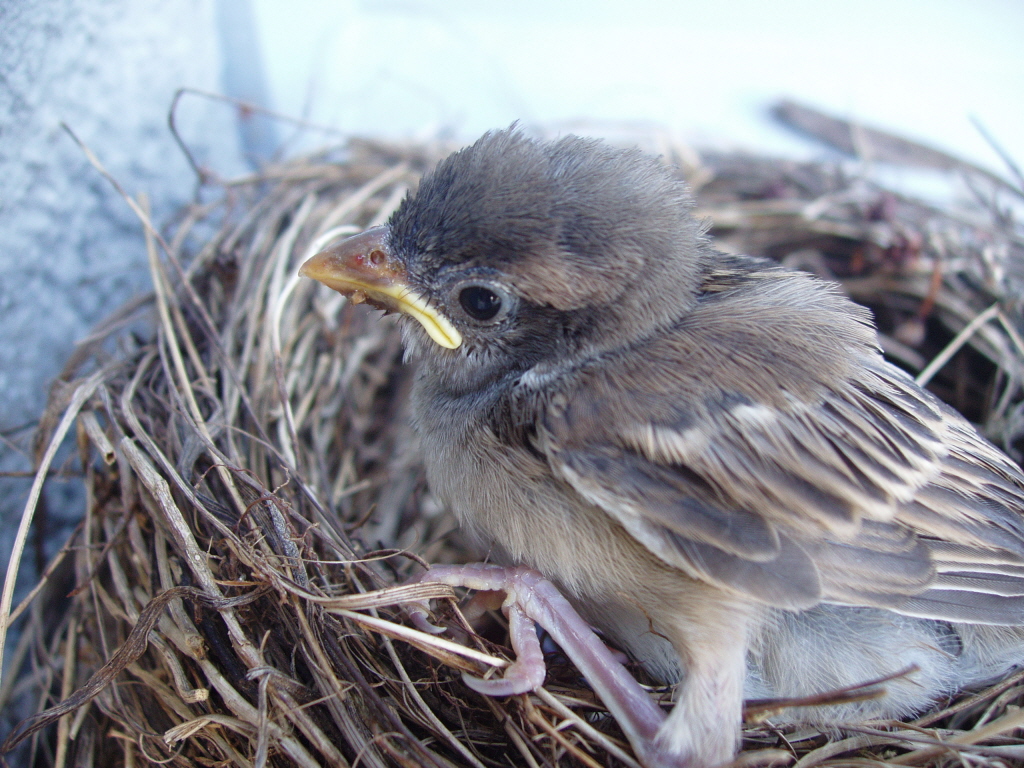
[4,105,1024,768]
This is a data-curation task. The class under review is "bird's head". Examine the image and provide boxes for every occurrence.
[300,129,709,389]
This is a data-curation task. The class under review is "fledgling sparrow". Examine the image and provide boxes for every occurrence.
[301,129,1024,767]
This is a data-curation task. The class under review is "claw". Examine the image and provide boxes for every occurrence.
[461,603,546,695]
[408,602,447,635]
[407,564,673,766]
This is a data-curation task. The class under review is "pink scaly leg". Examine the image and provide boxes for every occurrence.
[409,564,683,768]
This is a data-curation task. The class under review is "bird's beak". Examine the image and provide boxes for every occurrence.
[299,226,462,350]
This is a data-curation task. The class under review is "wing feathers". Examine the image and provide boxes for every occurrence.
[934,572,1024,596]
[538,338,1024,622]
[670,533,821,609]
[559,447,781,561]
[897,591,1024,624]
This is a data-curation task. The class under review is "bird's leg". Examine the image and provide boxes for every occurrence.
[409,564,678,767]
[648,596,754,768]
[654,640,746,767]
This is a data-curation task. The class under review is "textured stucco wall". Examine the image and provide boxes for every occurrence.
[0,0,249,593]
[0,0,244,431]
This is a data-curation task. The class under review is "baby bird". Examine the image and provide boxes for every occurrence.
[301,129,1024,767]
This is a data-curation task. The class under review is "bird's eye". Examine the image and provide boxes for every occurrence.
[450,279,515,326]
[459,285,503,322]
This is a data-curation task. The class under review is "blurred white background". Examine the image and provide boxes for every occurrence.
[253,0,1024,172]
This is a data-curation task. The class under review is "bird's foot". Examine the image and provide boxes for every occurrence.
[409,564,679,767]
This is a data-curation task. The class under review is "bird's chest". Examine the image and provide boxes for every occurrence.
[414,385,645,600]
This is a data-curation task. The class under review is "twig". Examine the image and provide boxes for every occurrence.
[0,370,103,695]
[916,302,1001,387]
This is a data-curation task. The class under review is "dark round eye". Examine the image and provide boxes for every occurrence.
[459,285,503,321]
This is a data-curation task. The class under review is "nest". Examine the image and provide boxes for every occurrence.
[4,105,1024,768]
